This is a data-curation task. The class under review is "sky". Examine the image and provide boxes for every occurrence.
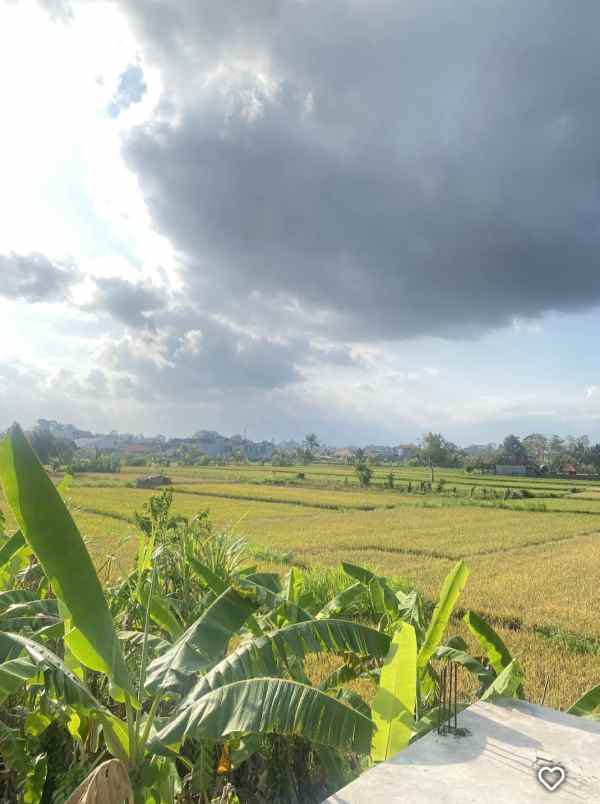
[2,0,600,446]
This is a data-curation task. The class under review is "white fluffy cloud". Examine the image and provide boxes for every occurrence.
[0,253,78,302]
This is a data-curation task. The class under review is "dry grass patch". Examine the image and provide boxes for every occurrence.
[458,534,600,637]
[66,486,320,528]
[525,497,600,514]
[363,533,600,638]
[239,506,597,560]
[452,620,600,711]
[174,482,405,509]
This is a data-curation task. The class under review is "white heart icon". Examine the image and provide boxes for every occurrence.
[537,765,566,792]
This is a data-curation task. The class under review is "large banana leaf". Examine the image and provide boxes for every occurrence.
[463,611,513,675]
[341,562,375,585]
[239,576,313,627]
[157,619,389,747]
[318,663,363,693]
[184,618,389,707]
[567,685,600,719]
[343,562,398,612]
[369,577,399,617]
[417,561,469,674]
[145,587,258,694]
[0,426,130,693]
[284,567,304,604]
[23,752,47,804]
[0,657,39,701]
[395,590,426,642]
[189,558,227,595]
[0,719,27,773]
[190,560,263,636]
[0,633,130,760]
[434,645,493,686]
[0,599,60,634]
[119,630,172,656]
[0,532,26,567]
[161,678,375,754]
[0,590,38,609]
[244,572,282,593]
[0,632,105,710]
[330,687,371,718]
[480,659,523,702]
[371,623,417,761]
[189,739,215,794]
[139,586,183,641]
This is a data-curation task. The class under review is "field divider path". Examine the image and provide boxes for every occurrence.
[173,485,600,517]
[75,506,135,524]
[172,485,399,512]
[308,525,600,563]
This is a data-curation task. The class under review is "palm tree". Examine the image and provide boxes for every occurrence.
[304,433,320,454]
[353,447,366,464]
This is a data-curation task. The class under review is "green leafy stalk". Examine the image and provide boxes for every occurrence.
[567,684,600,719]
[0,425,130,693]
[417,561,469,674]
[371,623,417,761]
[463,611,513,675]
[480,659,524,701]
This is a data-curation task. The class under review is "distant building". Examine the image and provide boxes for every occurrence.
[37,419,92,441]
[74,436,123,453]
[495,465,528,476]
[397,444,418,460]
[194,430,227,458]
[125,443,159,455]
[365,445,398,459]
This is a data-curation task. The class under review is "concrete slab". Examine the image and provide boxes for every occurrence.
[323,698,600,803]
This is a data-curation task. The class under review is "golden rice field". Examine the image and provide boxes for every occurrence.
[2,462,600,710]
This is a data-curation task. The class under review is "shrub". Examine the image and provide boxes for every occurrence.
[355,462,372,487]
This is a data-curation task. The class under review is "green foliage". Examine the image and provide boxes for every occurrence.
[567,684,600,718]
[27,427,74,467]
[0,425,130,693]
[145,588,258,694]
[22,752,47,804]
[67,454,121,474]
[417,561,469,675]
[464,610,513,675]
[173,677,375,754]
[480,660,524,701]
[2,423,600,801]
[418,432,464,468]
[371,624,417,761]
[355,462,372,487]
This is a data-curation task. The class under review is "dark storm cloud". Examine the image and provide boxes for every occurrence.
[89,276,165,328]
[116,0,600,340]
[103,316,304,397]
[0,252,78,302]
[107,64,147,118]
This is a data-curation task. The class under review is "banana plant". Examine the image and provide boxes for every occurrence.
[341,559,530,762]
[567,685,600,719]
[0,425,391,801]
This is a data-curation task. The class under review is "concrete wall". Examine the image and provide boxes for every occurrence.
[323,698,600,803]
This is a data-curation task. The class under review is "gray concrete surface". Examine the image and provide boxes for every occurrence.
[323,698,600,802]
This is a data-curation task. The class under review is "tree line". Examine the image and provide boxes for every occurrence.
[17,424,600,476]
[417,432,600,474]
